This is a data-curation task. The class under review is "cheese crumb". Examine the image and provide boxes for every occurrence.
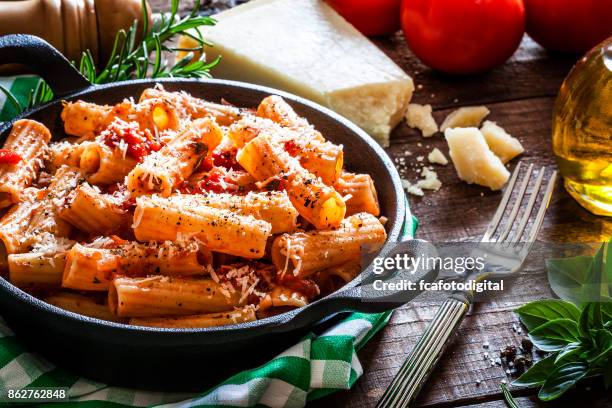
[427,147,448,165]
[401,178,424,196]
[405,103,438,137]
[417,167,442,191]
[440,106,490,131]
[445,127,510,190]
[480,120,524,164]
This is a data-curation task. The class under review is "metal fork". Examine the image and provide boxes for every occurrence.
[377,163,557,408]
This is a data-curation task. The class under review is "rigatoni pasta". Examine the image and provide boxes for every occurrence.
[271,213,387,278]
[0,119,51,208]
[58,183,130,235]
[1,88,387,328]
[237,133,346,229]
[334,172,380,216]
[126,118,223,197]
[109,276,244,317]
[133,194,272,258]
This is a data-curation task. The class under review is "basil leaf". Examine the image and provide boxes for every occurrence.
[539,362,588,401]
[515,300,581,331]
[578,303,599,344]
[513,355,556,387]
[602,301,612,323]
[546,255,593,305]
[528,318,580,352]
[554,342,583,365]
[585,329,612,364]
[581,240,612,303]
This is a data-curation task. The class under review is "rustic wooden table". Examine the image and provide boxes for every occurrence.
[155,1,612,407]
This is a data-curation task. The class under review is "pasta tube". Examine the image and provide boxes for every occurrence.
[0,188,40,254]
[129,306,256,328]
[126,118,223,197]
[79,141,137,184]
[117,240,212,276]
[58,183,130,235]
[8,251,67,289]
[169,191,298,234]
[139,87,244,126]
[333,172,380,216]
[272,213,386,277]
[109,276,244,317]
[228,116,341,184]
[133,195,272,258]
[0,119,51,207]
[61,99,181,139]
[237,134,345,229]
[62,240,211,291]
[62,244,117,291]
[49,139,86,172]
[318,261,361,284]
[257,95,310,129]
[44,292,125,323]
[22,166,81,249]
[61,100,115,138]
[264,286,309,309]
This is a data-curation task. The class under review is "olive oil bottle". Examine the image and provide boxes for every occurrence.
[553,38,612,216]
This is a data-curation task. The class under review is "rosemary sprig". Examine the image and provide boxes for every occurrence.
[501,383,520,408]
[0,0,218,115]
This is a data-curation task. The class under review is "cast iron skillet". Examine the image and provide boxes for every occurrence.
[0,35,436,390]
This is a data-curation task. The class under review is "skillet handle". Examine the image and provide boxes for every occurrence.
[0,34,91,97]
[304,239,438,315]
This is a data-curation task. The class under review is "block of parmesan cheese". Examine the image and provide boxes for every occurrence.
[445,127,510,190]
[178,0,414,146]
[480,121,524,164]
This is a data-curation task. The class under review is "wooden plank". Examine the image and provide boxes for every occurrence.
[376,35,577,109]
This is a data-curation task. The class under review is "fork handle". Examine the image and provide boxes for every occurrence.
[376,292,471,408]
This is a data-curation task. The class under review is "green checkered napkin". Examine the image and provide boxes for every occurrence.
[0,75,415,407]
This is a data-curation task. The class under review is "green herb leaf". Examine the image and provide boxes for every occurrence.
[584,329,612,364]
[528,318,580,352]
[501,383,520,408]
[554,342,583,365]
[538,362,588,401]
[546,237,612,306]
[546,255,593,305]
[515,299,581,331]
[579,303,597,344]
[513,354,556,387]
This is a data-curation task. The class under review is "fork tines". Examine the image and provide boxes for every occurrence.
[482,163,557,250]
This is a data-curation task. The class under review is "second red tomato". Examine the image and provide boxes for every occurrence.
[401,0,526,74]
[327,0,402,36]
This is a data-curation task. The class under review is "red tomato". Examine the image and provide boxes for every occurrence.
[326,0,402,36]
[0,149,22,165]
[524,0,612,54]
[401,0,526,74]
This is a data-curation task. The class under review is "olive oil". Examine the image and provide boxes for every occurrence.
[552,38,612,216]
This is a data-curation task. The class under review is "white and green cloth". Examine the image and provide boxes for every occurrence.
[0,75,415,407]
